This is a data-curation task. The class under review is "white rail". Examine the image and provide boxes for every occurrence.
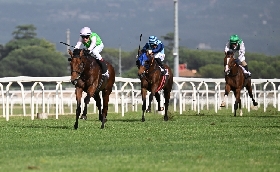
[0,76,279,121]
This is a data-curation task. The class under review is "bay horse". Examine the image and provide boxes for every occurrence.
[220,51,258,116]
[137,51,173,122]
[68,49,115,129]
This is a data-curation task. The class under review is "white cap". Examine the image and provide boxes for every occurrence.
[80,27,91,36]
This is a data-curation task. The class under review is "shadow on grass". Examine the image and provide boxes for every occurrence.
[236,125,280,128]
[255,115,280,118]
[10,124,72,129]
[109,118,142,122]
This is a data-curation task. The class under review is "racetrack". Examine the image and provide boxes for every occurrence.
[0,107,279,172]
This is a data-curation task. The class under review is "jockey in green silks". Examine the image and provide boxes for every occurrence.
[74,27,109,78]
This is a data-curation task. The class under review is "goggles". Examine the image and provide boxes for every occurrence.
[81,35,90,39]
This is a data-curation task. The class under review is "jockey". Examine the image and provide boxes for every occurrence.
[224,34,251,77]
[74,27,109,78]
[141,36,167,75]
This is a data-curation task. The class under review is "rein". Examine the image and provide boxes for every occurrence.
[145,57,161,76]
[228,63,239,77]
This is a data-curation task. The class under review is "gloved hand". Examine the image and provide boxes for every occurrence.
[83,49,91,55]
[148,50,152,54]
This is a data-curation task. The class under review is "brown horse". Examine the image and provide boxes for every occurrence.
[220,51,258,116]
[137,52,173,122]
[68,49,115,129]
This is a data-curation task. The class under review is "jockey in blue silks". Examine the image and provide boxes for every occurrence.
[140,36,166,75]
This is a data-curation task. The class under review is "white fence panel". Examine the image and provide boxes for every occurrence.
[0,76,280,121]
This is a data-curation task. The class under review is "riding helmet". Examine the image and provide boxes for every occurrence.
[80,27,92,36]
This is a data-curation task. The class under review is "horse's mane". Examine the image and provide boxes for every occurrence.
[72,49,92,58]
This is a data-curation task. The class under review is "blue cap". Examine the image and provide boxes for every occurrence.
[148,36,157,44]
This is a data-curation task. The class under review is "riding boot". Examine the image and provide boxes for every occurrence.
[243,65,251,78]
[97,59,109,78]
[155,58,166,75]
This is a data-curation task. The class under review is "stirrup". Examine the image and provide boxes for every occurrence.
[102,71,109,78]
[244,73,251,79]
[159,66,166,75]
[161,69,167,75]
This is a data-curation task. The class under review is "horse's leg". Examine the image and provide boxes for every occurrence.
[246,84,258,106]
[163,89,171,121]
[74,88,83,129]
[221,84,231,107]
[234,89,242,117]
[141,88,147,122]
[101,90,110,129]
[80,96,90,120]
[155,92,164,111]
[86,85,98,123]
[239,98,243,117]
[147,91,155,116]
[146,93,153,113]
[94,93,102,121]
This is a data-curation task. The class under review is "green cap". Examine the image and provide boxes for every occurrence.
[229,34,242,44]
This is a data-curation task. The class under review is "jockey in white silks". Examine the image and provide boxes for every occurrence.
[224,34,251,78]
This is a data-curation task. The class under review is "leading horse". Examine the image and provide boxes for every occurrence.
[137,51,173,121]
[220,51,258,116]
[68,49,115,129]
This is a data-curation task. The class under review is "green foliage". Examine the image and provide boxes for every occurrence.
[0,46,68,77]
[250,61,276,79]
[1,29,280,79]
[199,64,224,78]
[12,24,37,39]
[122,66,139,78]
[102,48,139,77]
[0,24,68,77]
[2,38,56,58]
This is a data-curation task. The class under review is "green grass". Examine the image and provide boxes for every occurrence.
[0,107,280,172]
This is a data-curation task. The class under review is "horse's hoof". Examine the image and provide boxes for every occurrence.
[99,116,107,122]
[141,118,145,122]
[164,116,168,121]
[146,109,151,113]
[80,116,87,120]
[100,124,104,129]
[253,102,258,106]
[74,124,78,130]
[158,107,164,111]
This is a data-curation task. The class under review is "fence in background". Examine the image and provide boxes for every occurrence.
[0,76,279,121]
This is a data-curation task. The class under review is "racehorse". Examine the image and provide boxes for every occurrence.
[137,51,173,122]
[68,49,115,129]
[220,51,258,116]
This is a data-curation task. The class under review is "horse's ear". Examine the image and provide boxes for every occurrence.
[227,50,233,55]
[68,49,73,56]
[80,49,84,56]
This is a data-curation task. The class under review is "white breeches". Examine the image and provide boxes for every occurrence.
[91,43,104,60]
[237,54,245,62]
[154,53,165,61]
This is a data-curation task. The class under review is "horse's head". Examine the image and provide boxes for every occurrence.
[68,49,87,85]
[224,51,238,76]
[136,51,155,78]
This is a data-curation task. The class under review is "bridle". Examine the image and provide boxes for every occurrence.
[226,56,238,77]
[138,54,159,80]
[70,55,85,85]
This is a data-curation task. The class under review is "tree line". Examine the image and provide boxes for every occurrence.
[0,24,279,79]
